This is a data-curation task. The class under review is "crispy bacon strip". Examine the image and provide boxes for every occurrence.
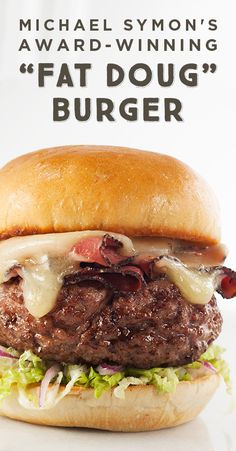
[65,265,145,292]
[70,234,132,267]
[216,267,236,299]
[133,254,160,279]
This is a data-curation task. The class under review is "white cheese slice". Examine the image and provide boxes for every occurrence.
[0,231,134,318]
[131,237,227,267]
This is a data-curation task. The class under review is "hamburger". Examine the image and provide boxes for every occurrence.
[0,145,234,431]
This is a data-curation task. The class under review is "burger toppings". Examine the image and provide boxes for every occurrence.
[71,234,132,266]
[153,257,217,305]
[0,231,135,318]
[0,346,18,360]
[0,344,230,409]
[216,267,236,299]
[133,255,217,305]
[0,231,234,318]
[66,265,145,292]
[131,238,227,267]
[38,364,61,408]
[96,363,125,376]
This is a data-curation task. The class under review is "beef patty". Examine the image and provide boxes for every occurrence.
[0,277,222,368]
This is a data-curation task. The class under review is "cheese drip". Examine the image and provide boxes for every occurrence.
[22,261,63,319]
[0,231,222,318]
[20,257,81,318]
[0,231,134,318]
[154,257,218,305]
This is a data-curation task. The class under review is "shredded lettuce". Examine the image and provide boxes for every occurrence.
[73,366,124,399]
[114,376,148,399]
[0,344,230,410]
[0,350,45,402]
[200,345,232,392]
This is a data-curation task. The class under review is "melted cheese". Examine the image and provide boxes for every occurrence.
[21,261,63,319]
[0,231,134,318]
[154,257,218,305]
[131,237,227,267]
[0,231,222,318]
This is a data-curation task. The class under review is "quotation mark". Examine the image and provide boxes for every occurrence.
[19,63,34,74]
[202,63,217,74]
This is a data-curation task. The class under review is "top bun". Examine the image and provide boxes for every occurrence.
[0,145,220,243]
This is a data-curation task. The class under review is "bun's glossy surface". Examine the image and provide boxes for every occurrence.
[0,145,220,243]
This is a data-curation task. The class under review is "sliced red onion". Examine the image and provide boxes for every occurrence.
[39,364,60,408]
[96,363,124,376]
[198,361,217,372]
[0,346,18,359]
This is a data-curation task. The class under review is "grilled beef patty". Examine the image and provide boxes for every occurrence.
[0,277,222,368]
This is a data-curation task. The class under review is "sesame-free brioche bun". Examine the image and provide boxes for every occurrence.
[0,145,220,243]
[0,373,220,431]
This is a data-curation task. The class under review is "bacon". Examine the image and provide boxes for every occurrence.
[133,254,160,279]
[216,267,236,299]
[65,265,145,292]
[70,234,132,267]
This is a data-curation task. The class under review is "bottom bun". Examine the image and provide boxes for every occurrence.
[0,373,220,432]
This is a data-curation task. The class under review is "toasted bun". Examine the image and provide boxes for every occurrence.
[0,145,220,244]
[0,373,220,431]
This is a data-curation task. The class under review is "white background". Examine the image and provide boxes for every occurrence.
[0,0,235,263]
[0,1,235,449]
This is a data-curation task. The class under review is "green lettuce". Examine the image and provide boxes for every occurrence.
[0,344,230,409]
[0,349,45,402]
[75,366,125,399]
[200,345,231,392]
